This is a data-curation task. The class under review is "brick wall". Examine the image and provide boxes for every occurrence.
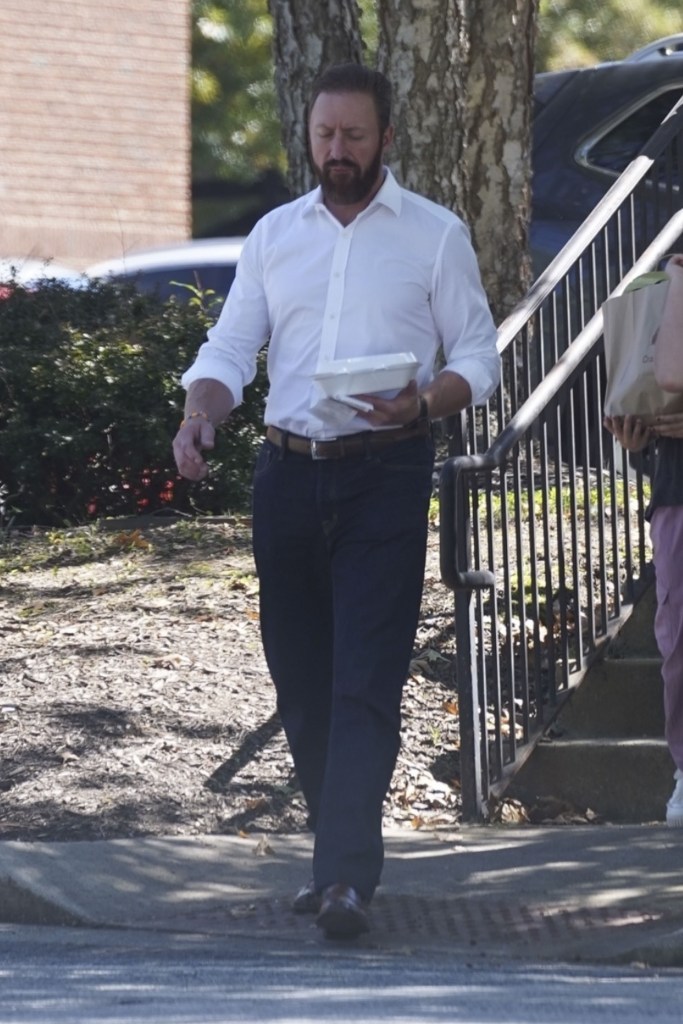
[0,0,190,268]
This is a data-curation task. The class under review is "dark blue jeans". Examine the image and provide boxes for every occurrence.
[252,434,434,900]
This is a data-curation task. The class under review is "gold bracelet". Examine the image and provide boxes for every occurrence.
[180,410,211,428]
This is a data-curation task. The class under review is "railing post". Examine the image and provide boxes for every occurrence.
[455,586,485,819]
[441,412,490,820]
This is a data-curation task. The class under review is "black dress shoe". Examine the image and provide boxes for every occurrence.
[316,883,370,939]
[292,879,321,914]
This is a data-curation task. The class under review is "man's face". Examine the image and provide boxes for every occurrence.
[309,91,391,206]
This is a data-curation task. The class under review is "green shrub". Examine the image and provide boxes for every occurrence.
[0,278,268,526]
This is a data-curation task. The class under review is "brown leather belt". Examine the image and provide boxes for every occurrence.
[266,420,429,460]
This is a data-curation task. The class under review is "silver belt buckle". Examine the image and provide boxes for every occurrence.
[310,438,327,460]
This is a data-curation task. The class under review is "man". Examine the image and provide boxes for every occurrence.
[173,62,500,939]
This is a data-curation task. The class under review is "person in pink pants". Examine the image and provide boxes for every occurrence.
[604,254,683,825]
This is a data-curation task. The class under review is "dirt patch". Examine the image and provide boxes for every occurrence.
[0,516,464,841]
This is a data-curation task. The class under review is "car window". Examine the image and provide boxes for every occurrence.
[584,88,683,174]
[119,264,237,302]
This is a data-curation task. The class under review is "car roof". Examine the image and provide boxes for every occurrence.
[626,34,683,63]
[532,56,683,155]
[0,257,84,286]
[86,237,246,277]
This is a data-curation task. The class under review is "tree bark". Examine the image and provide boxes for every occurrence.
[462,1,537,320]
[377,0,537,321]
[377,0,470,217]
[267,0,365,196]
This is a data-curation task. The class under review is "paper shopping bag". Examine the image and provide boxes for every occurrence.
[654,255,683,393]
[602,271,683,423]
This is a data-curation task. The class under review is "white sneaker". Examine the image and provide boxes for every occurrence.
[666,769,683,827]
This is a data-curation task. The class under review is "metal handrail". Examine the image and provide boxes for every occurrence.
[439,94,683,819]
[495,94,683,352]
[441,212,683,591]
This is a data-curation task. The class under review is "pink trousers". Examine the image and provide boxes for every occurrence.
[650,506,683,772]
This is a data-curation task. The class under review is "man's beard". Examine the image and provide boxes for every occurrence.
[316,143,384,205]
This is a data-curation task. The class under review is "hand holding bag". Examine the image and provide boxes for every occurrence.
[602,263,683,423]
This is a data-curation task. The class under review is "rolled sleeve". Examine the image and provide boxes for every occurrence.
[433,222,501,406]
[180,345,248,407]
[180,230,270,407]
[445,351,501,407]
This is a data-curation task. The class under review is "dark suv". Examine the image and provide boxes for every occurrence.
[531,36,683,274]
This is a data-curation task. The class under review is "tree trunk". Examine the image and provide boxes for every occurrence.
[267,0,365,196]
[377,0,537,321]
[462,1,537,320]
[377,0,470,218]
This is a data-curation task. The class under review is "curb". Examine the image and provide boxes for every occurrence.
[0,876,89,927]
[3,871,683,967]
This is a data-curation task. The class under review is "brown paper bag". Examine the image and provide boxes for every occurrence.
[602,270,683,423]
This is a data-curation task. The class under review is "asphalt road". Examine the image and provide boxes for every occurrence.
[2,924,683,1024]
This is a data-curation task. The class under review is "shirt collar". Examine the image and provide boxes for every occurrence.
[303,167,402,219]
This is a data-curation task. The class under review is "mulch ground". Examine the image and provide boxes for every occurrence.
[0,515,471,842]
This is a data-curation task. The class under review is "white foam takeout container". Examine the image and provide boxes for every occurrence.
[313,352,420,398]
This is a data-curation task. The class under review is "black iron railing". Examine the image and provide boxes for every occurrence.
[439,95,683,820]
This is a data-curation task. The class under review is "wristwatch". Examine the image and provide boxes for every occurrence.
[416,395,430,423]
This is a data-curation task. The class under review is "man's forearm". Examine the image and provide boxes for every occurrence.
[184,379,235,427]
[421,370,473,421]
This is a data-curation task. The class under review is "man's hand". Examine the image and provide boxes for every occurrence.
[173,417,216,481]
[173,380,234,480]
[603,414,651,452]
[355,381,422,428]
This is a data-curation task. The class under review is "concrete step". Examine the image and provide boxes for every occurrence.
[505,738,675,823]
[500,581,670,823]
[554,657,664,738]
[609,584,659,657]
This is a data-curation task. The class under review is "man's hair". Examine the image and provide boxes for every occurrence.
[309,63,392,134]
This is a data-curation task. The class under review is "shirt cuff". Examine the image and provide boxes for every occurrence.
[180,354,244,408]
[444,356,501,407]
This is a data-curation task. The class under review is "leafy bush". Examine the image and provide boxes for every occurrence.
[0,279,268,526]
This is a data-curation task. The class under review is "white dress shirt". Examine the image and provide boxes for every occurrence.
[181,170,500,438]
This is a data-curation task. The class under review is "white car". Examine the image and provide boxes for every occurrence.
[0,256,84,288]
[86,237,245,303]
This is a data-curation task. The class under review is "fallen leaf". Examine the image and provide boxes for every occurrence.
[59,750,80,765]
[244,796,268,811]
[113,529,152,551]
[152,655,183,669]
[490,798,530,824]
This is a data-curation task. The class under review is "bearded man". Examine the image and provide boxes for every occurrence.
[173,62,500,939]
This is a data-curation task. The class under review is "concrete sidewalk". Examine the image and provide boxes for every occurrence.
[1,825,683,966]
